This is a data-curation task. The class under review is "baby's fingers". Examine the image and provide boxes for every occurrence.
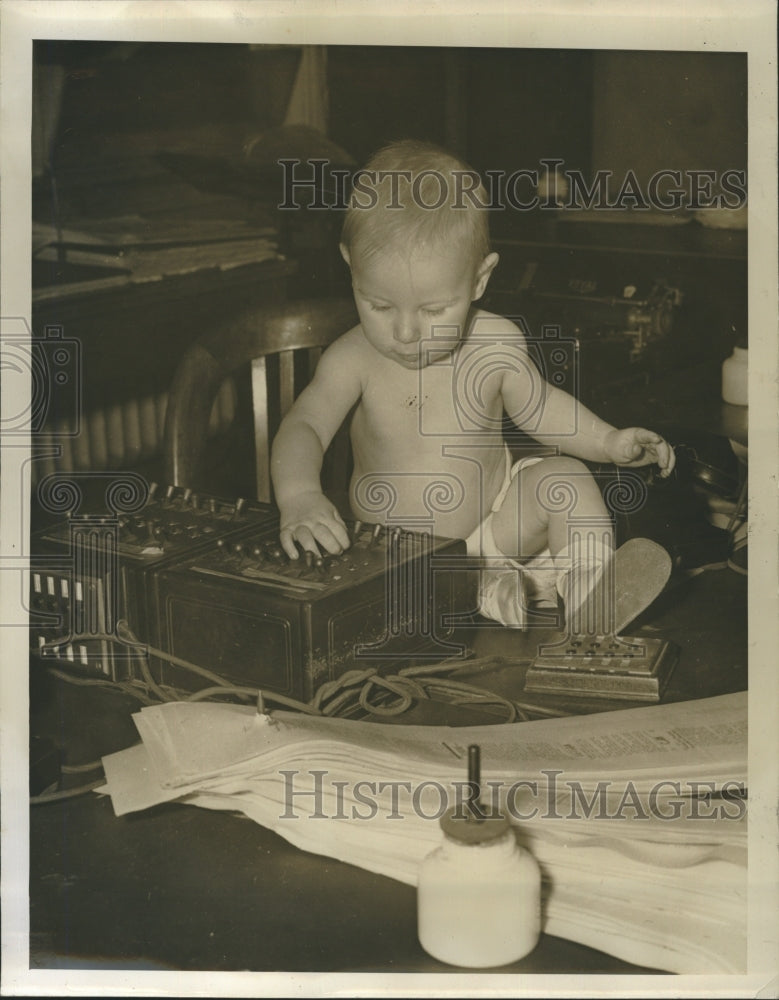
[656,440,676,477]
[280,524,311,560]
[633,430,674,474]
[312,520,351,555]
[634,429,663,449]
[632,429,675,471]
[280,519,350,560]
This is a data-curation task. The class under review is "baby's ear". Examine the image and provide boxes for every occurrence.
[472,252,500,300]
[339,243,352,267]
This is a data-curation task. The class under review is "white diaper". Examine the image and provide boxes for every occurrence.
[464,452,559,627]
[464,450,613,629]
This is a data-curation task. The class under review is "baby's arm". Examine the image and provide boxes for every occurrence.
[271,333,363,558]
[499,328,675,476]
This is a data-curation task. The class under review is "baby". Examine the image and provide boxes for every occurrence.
[271,140,675,629]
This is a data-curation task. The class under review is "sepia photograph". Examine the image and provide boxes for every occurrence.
[1,1,777,996]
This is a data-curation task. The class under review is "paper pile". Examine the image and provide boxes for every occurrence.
[101,692,747,974]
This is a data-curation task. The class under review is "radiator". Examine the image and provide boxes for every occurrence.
[32,378,236,483]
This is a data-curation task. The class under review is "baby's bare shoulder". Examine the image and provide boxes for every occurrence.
[322,324,367,357]
[315,325,371,380]
[467,309,529,347]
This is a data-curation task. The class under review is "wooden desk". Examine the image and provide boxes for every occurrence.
[28,552,745,974]
[29,671,662,975]
[27,323,748,974]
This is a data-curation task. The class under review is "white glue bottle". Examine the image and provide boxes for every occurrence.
[417,745,542,967]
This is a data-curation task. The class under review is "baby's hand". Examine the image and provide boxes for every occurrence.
[604,428,676,478]
[279,490,351,559]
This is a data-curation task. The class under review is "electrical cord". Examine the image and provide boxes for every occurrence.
[31,777,107,805]
[44,665,162,706]
[35,625,571,805]
[310,658,569,722]
[34,626,569,807]
[311,663,523,721]
[727,534,748,577]
[115,620,242,690]
[44,620,568,725]
[61,760,104,774]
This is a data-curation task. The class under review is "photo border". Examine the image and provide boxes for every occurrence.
[2,1,777,996]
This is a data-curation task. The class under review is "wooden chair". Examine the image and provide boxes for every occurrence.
[163,298,358,503]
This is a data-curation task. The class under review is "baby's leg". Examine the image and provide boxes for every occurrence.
[490,456,614,630]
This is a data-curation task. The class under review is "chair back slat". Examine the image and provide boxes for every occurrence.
[278,350,296,418]
[250,356,272,502]
[164,298,359,504]
[307,346,323,384]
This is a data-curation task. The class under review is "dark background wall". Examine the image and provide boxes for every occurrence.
[591,50,747,193]
[37,43,747,212]
[30,42,748,495]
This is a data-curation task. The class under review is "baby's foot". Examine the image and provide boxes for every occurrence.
[478,567,529,628]
[554,537,613,634]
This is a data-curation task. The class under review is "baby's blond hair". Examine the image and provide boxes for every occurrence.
[341,139,491,266]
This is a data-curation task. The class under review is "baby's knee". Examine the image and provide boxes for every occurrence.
[526,456,597,511]
[534,455,590,478]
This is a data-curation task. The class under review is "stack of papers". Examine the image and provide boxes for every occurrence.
[101,692,747,974]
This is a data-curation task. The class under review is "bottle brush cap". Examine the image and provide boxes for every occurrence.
[440,743,511,843]
[440,806,510,844]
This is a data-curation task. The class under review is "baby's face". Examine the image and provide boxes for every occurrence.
[343,242,498,370]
